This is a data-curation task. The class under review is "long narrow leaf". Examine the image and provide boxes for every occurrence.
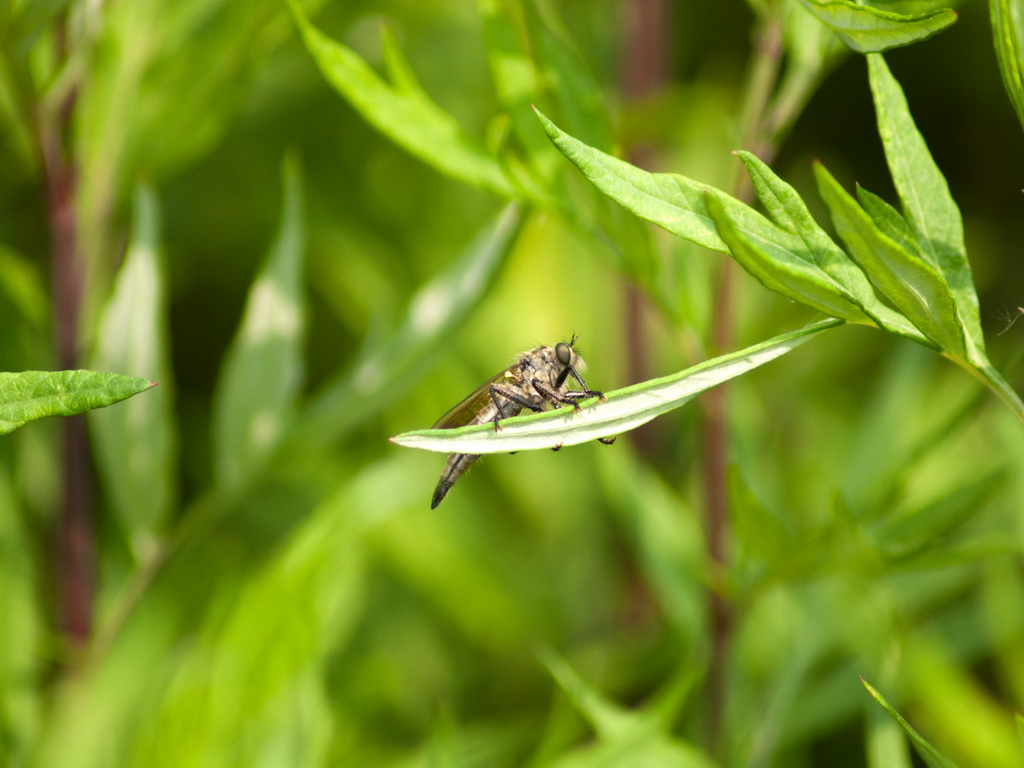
[89,186,176,540]
[536,108,761,253]
[287,0,513,197]
[814,163,964,355]
[705,193,875,324]
[730,152,928,342]
[800,0,957,53]
[989,0,1024,131]
[861,679,961,768]
[391,318,842,453]
[212,156,306,487]
[855,184,919,256]
[867,54,984,359]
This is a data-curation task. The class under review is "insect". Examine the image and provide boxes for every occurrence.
[430,337,613,509]
[998,306,1024,335]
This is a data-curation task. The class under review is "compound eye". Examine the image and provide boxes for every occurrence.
[555,342,573,367]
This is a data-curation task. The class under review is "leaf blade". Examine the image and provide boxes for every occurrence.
[800,0,957,53]
[867,54,984,359]
[989,0,1024,132]
[814,162,964,355]
[212,155,306,487]
[861,679,961,768]
[391,319,842,453]
[287,0,513,196]
[88,185,176,540]
[0,370,154,436]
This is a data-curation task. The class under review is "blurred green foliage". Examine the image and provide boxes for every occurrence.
[1,0,1024,767]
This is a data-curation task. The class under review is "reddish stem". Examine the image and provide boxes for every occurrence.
[40,16,93,646]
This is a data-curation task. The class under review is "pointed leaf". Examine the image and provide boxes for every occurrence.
[89,185,175,540]
[287,0,513,197]
[855,184,919,256]
[728,152,928,341]
[0,371,153,436]
[861,679,961,768]
[213,156,306,487]
[814,163,964,355]
[536,108,764,253]
[989,0,1024,132]
[867,54,984,359]
[800,0,957,53]
[705,192,873,324]
[391,319,842,453]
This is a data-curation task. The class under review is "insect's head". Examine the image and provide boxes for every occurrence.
[555,341,573,368]
[555,334,581,369]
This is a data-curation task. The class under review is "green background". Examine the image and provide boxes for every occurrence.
[2,0,1024,766]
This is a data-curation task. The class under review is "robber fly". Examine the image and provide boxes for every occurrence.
[430,336,613,509]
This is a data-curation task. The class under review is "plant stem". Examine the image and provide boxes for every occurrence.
[621,0,670,456]
[703,10,784,756]
[39,13,93,647]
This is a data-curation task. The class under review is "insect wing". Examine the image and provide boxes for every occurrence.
[432,368,517,429]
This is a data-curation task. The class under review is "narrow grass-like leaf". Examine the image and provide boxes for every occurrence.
[800,0,957,53]
[730,152,928,342]
[213,155,306,488]
[989,0,1024,132]
[867,54,984,359]
[861,679,961,768]
[814,163,964,355]
[391,318,842,453]
[284,204,522,453]
[90,185,176,541]
[287,0,513,197]
[0,371,153,436]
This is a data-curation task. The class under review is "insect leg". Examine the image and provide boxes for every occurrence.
[532,380,593,412]
[489,384,543,431]
[567,367,608,401]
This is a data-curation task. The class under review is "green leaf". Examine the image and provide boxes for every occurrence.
[479,0,559,180]
[989,0,1024,132]
[212,155,306,488]
[799,0,957,53]
[855,184,920,256]
[131,481,367,768]
[866,54,984,360]
[287,0,514,197]
[283,204,523,453]
[872,468,1006,562]
[704,191,875,324]
[89,185,176,542]
[391,318,842,453]
[539,650,720,768]
[536,108,758,253]
[0,371,154,436]
[814,162,964,355]
[861,679,961,768]
[725,152,928,342]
